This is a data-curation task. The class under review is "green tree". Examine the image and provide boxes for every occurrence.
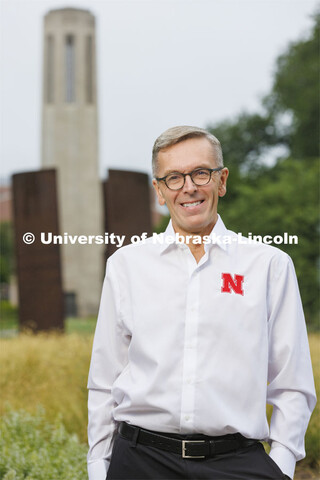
[218,158,319,326]
[208,12,319,325]
[208,112,286,174]
[0,222,14,284]
[264,12,320,158]
[208,12,319,166]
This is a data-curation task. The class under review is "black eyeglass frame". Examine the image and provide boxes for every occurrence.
[155,167,224,191]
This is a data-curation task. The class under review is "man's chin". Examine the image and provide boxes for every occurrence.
[174,220,214,236]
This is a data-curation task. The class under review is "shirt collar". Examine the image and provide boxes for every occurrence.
[159,214,229,254]
[207,215,229,251]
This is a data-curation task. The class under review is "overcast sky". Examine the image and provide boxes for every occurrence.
[0,0,318,183]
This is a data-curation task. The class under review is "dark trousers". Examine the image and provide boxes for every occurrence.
[107,433,287,480]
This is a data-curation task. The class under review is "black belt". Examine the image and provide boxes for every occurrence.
[118,422,259,459]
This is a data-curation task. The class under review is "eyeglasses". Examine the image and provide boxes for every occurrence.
[155,167,223,191]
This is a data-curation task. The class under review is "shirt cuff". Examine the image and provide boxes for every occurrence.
[87,459,110,480]
[269,442,296,480]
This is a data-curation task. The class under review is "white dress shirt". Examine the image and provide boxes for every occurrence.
[87,216,316,480]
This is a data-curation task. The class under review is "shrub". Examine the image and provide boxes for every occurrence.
[0,301,18,330]
[0,409,87,480]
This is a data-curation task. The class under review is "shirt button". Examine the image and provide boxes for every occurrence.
[187,378,192,384]
[185,415,190,421]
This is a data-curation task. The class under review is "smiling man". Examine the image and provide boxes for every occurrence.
[87,126,316,480]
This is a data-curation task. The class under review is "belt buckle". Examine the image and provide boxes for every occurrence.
[182,440,205,458]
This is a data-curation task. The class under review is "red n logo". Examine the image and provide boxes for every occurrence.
[221,273,244,295]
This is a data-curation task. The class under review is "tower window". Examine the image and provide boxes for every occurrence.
[86,35,93,103]
[65,35,75,102]
[46,35,54,103]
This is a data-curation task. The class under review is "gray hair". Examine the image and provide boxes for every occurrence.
[152,125,223,177]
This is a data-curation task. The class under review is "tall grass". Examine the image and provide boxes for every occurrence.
[0,331,319,470]
[304,333,320,469]
[0,332,92,443]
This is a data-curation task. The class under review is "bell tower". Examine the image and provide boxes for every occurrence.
[42,8,103,316]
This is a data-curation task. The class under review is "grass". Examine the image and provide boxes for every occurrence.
[0,303,97,337]
[304,333,320,469]
[0,332,93,443]
[65,316,96,335]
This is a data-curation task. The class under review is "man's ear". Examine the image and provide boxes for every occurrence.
[152,179,166,206]
[218,168,229,198]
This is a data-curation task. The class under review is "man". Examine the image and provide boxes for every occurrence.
[87,126,316,480]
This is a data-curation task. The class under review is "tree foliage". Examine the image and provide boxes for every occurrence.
[218,158,319,323]
[264,12,320,158]
[206,12,319,326]
[208,12,319,169]
[0,222,14,284]
[208,112,287,174]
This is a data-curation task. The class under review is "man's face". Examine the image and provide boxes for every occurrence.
[152,137,229,236]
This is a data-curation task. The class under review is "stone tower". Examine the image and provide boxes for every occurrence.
[41,8,104,316]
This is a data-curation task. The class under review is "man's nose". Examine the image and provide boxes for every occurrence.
[182,174,198,193]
